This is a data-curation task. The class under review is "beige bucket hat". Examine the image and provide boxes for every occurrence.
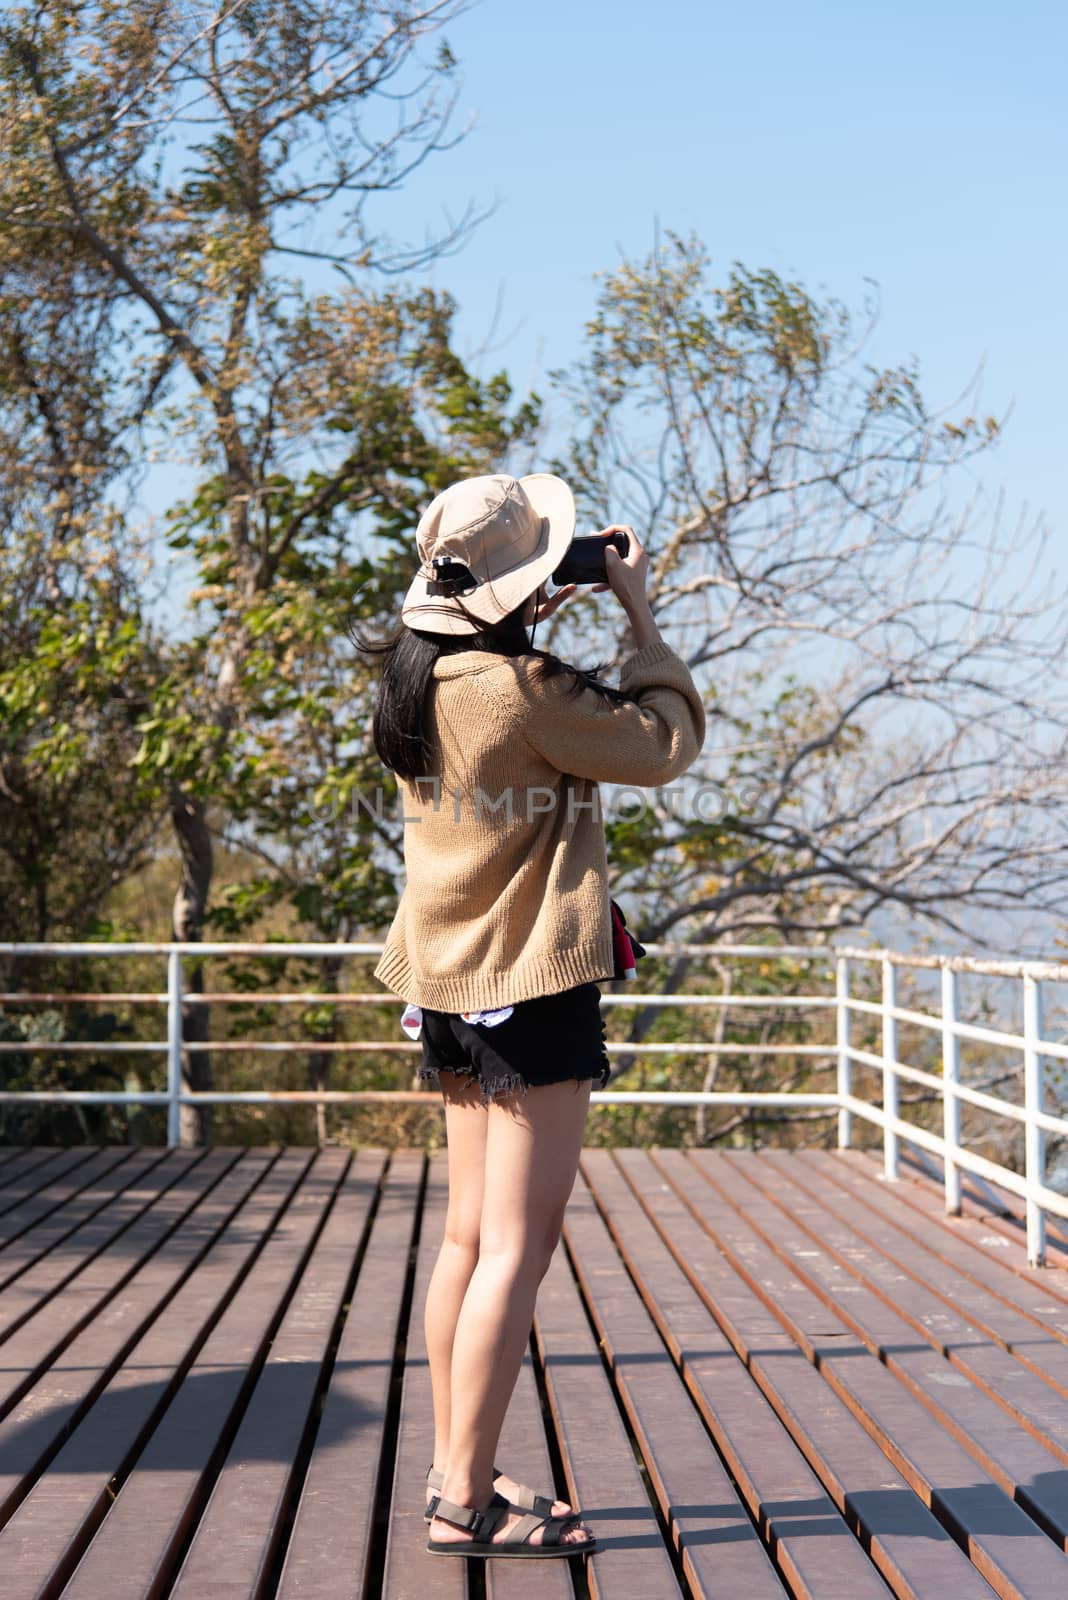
[400,473,576,636]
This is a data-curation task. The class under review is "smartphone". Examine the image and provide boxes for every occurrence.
[552,530,629,586]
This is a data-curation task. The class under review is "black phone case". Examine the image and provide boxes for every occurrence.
[552,531,628,586]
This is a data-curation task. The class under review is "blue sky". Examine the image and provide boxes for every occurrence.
[371,0,1066,543]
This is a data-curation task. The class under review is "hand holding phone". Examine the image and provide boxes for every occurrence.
[581,523,651,617]
[552,528,630,586]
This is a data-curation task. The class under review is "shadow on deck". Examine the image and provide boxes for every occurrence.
[0,1143,1066,1599]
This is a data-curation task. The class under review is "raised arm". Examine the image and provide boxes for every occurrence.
[478,638,706,787]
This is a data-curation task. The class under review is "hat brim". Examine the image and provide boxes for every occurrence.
[399,474,576,637]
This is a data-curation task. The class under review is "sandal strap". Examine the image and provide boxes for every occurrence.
[427,1462,506,1490]
[492,1509,582,1548]
[432,1490,511,1540]
[507,1482,556,1517]
[540,1513,585,1548]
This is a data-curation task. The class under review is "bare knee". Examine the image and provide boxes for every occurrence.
[480,1212,564,1281]
[442,1213,481,1260]
[537,1211,567,1278]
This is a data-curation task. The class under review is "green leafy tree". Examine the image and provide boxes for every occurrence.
[0,242,162,944]
[0,0,534,1142]
[543,234,1068,1133]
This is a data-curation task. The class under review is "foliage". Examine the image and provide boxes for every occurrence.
[547,233,1068,960]
[1,16,1065,1149]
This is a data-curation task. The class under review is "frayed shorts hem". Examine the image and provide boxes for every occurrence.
[419,1062,608,1107]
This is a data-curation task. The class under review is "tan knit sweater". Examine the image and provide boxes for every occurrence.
[372,638,706,1011]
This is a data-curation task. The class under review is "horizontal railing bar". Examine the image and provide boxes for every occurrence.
[190,991,834,1009]
[589,1092,839,1107]
[839,1093,1068,1222]
[0,1089,436,1106]
[0,1088,840,1108]
[0,993,169,1005]
[846,1044,1020,1114]
[949,1015,1068,1061]
[0,940,829,960]
[0,1091,171,1104]
[176,1089,840,1107]
[0,1041,169,1054]
[834,946,1068,980]
[0,1039,835,1058]
[0,990,836,1009]
[846,1044,1068,1138]
[845,995,1068,1061]
[0,941,837,959]
[0,942,387,957]
[846,997,940,1029]
[4,940,1068,981]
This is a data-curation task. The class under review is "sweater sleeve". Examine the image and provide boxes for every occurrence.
[476,638,706,786]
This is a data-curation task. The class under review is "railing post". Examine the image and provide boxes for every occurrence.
[836,955,852,1148]
[941,965,962,1214]
[166,948,183,1149]
[1023,972,1047,1268]
[882,956,899,1181]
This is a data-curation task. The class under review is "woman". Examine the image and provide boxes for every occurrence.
[361,472,705,1559]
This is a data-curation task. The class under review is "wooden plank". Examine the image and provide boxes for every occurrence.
[7,1142,1066,1599]
[675,1150,1068,1597]
[0,1145,223,1420]
[736,1152,1068,1419]
[891,1148,1068,1256]
[565,1160,793,1596]
[379,1149,469,1600]
[0,1150,214,1291]
[0,1150,279,1525]
[0,1149,334,1599]
[810,1153,1068,1324]
[766,1153,1068,1369]
[0,1148,75,1196]
[0,1148,210,1343]
[0,1149,227,1411]
[861,1148,1068,1262]
[275,1151,424,1600]
[703,1152,1068,1526]
[535,1192,684,1600]
[160,1150,387,1599]
[842,1151,1068,1302]
[583,1150,893,1600]
[619,1150,996,1600]
[0,1146,98,1213]
[0,1145,150,1255]
[0,1149,52,1187]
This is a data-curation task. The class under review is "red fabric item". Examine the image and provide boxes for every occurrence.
[611,900,638,980]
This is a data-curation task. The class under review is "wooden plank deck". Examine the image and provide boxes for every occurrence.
[1,1146,1067,1599]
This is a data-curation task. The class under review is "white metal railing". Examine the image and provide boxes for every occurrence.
[1,942,1066,1265]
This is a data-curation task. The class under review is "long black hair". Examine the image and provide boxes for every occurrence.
[349,584,633,782]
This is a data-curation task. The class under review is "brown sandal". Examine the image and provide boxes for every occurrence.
[426,1489,597,1560]
[424,1462,574,1523]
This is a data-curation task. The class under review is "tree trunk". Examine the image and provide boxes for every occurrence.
[170,786,213,1148]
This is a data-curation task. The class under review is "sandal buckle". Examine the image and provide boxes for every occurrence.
[468,1508,484,1537]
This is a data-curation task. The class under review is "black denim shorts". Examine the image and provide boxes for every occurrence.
[419,981,612,1105]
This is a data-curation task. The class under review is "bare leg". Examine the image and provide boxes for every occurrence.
[422,1071,572,1516]
[423,1071,486,1476]
[430,1078,595,1549]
